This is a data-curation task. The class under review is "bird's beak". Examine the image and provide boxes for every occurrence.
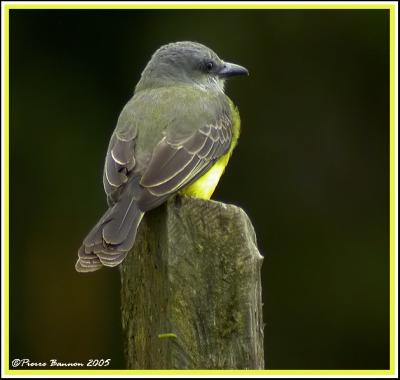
[218,62,249,78]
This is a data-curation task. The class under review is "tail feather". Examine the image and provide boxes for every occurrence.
[102,194,141,245]
[75,246,102,273]
[76,193,144,273]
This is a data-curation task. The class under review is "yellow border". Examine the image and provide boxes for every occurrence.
[389,3,397,376]
[1,3,397,10]
[3,2,10,378]
[3,369,397,376]
[2,1,397,377]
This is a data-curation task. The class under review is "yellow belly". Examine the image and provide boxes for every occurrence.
[181,154,231,199]
[181,100,241,200]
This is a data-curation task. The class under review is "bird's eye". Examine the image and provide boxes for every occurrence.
[205,61,214,72]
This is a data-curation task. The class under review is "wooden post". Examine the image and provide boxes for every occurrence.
[120,196,264,369]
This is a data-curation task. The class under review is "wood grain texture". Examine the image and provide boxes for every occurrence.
[120,196,264,369]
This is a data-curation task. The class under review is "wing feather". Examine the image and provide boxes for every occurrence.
[139,139,197,187]
[139,117,232,203]
[146,154,203,196]
[103,130,137,205]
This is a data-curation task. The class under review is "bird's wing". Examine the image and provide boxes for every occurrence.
[103,122,138,205]
[138,114,232,210]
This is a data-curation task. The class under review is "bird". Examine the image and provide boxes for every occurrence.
[76,41,248,272]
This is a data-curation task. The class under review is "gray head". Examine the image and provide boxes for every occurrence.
[136,41,248,92]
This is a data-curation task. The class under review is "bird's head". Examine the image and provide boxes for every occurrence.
[136,41,248,92]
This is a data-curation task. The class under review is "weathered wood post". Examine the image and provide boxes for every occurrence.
[120,196,264,369]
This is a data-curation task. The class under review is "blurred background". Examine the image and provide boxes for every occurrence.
[9,9,390,369]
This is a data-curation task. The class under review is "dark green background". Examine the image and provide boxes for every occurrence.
[10,9,390,369]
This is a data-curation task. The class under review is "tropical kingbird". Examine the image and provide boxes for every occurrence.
[76,41,248,272]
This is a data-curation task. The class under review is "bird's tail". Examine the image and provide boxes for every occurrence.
[75,192,144,273]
